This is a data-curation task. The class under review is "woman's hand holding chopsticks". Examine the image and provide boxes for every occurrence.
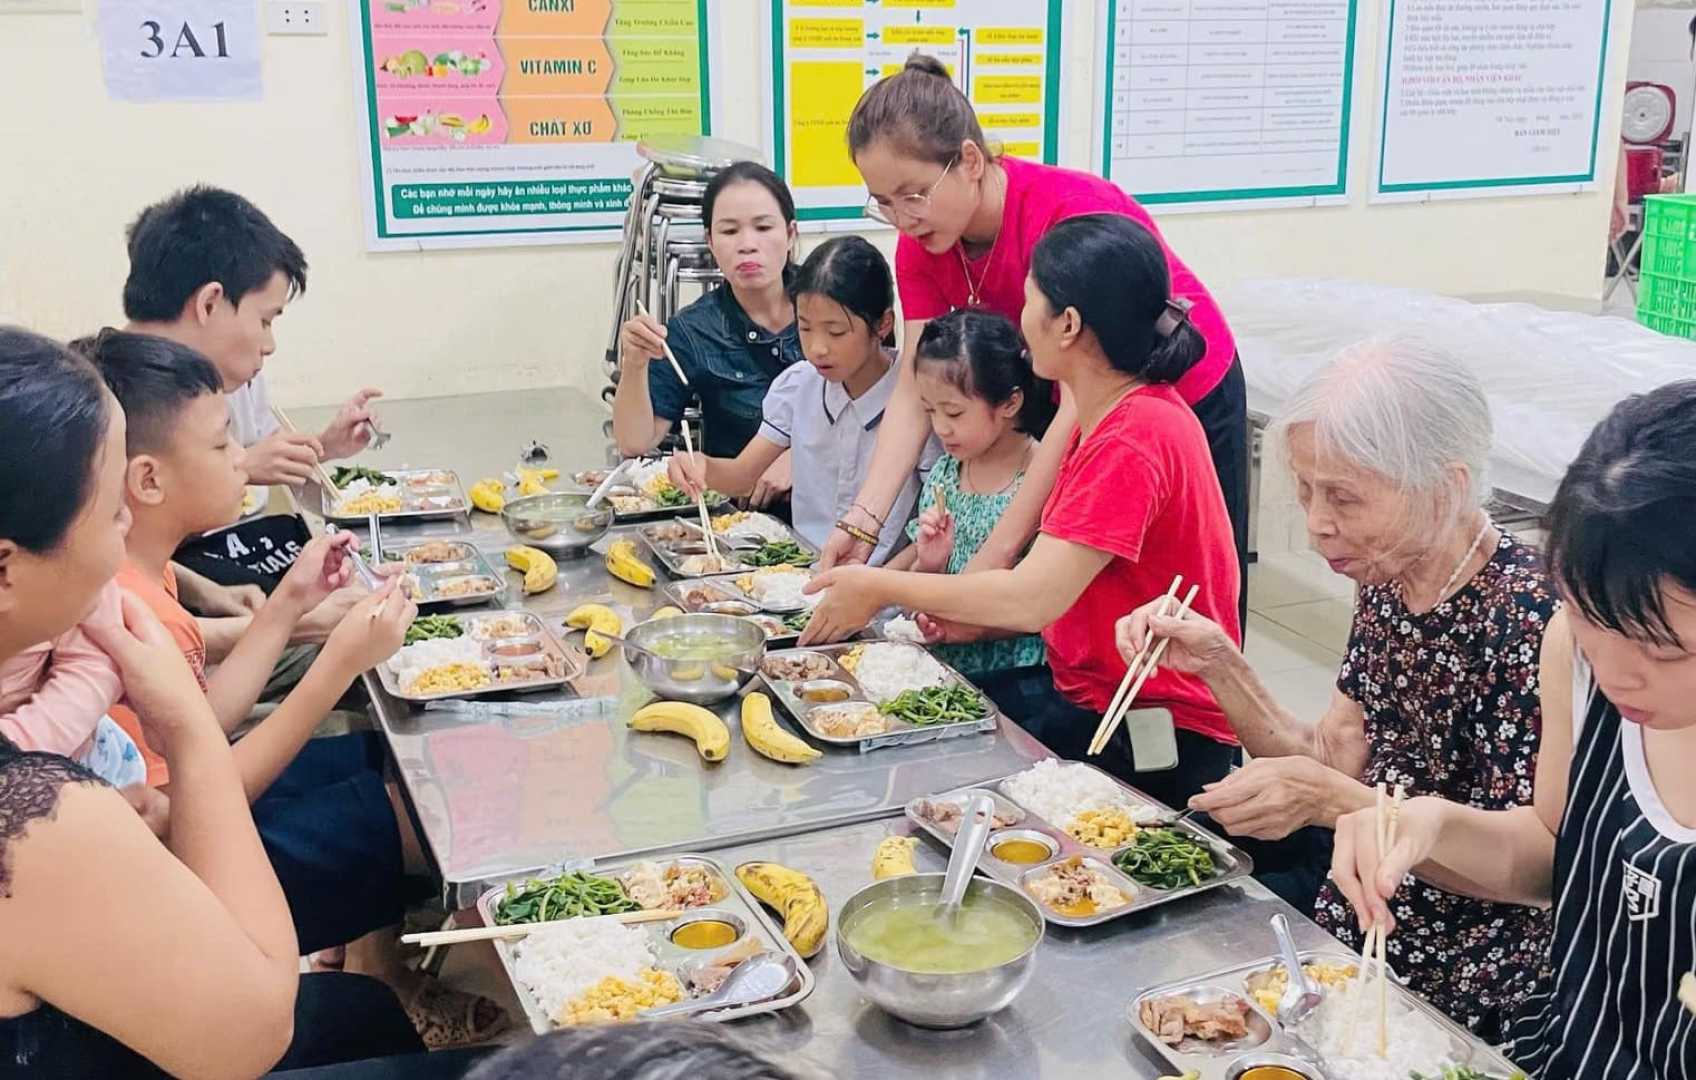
[1114,598,1236,677]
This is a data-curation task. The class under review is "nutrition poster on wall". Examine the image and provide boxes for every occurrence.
[350,0,719,249]
[1372,0,1613,201]
[764,0,1065,225]
[1094,0,1359,211]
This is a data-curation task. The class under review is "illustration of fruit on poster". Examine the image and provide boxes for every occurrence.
[352,0,719,248]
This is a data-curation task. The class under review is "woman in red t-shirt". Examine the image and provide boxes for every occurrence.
[805,214,1242,807]
[817,54,1248,627]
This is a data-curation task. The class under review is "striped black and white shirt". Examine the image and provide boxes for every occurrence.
[1507,655,1696,1078]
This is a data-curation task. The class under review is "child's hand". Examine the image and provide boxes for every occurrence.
[275,533,357,618]
[913,506,954,574]
[619,315,669,367]
[197,582,266,618]
[245,430,324,487]
[85,592,221,748]
[915,612,990,646]
[321,581,416,681]
[750,451,792,509]
[318,388,383,461]
[667,452,708,499]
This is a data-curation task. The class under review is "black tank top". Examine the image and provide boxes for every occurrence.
[1506,658,1696,1078]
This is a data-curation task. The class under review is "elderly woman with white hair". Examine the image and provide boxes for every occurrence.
[1117,335,1555,1040]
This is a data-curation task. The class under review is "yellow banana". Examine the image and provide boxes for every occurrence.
[469,478,506,513]
[648,605,684,620]
[565,603,622,659]
[735,861,828,959]
[605,539,655,588]
[630,701,729,762]
[871,836,919,880]
[740,692,820,765]
[505,545,558,594]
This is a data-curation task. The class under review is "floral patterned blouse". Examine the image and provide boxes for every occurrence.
[1312,531,1555,1043]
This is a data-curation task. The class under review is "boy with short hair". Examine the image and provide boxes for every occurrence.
[85,329,508,1048]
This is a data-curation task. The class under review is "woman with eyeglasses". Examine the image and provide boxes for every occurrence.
[814,54,1248,625]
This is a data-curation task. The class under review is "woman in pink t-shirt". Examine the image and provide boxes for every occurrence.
[816,54,1248,621]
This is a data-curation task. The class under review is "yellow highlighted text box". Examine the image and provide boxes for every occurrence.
[1000,141,1040,159]
[886,0,955,7]
[882,61,954,77]
[972,74,1041,104]
[885,24,955,45]
[790,60,862,188]
[979,111,1042,130]
[978,27,1043,46]
[977,51,1042,66]
[790,17,863,49]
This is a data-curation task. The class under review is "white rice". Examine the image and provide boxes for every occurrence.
[512,918,658,1022]
[388,637,484,684]
[719,513,788,543]
[850,642,952,704]
[1001,758,1158,828]
[883,616,925,643]
[628,459,670,495]
[1297,975,1467,1080]
[749,569,814,610]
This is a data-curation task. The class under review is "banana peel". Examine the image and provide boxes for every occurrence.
[630,700,729,762]
[648,605,684,621]
[741,692,820,765]
[605,539,655,588]
[514,466,557,498]
[871,836,919,880]
[469,478,506,513]
[505,545,558,594]
[735,861,828,959]
[566,603,622,659]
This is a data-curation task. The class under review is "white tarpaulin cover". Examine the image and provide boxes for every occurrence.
[1224,279,1696,505]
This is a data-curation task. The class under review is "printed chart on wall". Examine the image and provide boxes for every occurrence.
[1372,0,1613,201]
[1094,0,1359,211]
[766,0,1065,225]
[350,0,719,248]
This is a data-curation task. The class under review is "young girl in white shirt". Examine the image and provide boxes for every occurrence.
[670,235,937,565]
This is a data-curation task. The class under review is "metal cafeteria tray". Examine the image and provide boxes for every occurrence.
[637,514,817,579]
[563,468,730,523]
[759,642,999,752]
[379,610,585,702]
[1128,948,1525,1080]
[906,762,1252,927]
[319,467,469,524]
[662,577,809,645]
[392,545,510,610]
[475,853,816,1035]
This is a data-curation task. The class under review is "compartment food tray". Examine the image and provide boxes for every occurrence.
[662,577,810,645]
[637,514,817,579]
[906,762,1252,926]
[759,642,999,752]
[384,539,510,609]
[319,467,469,523]
[379,610,585,702]
[476,853,816,1034]
[1128,948,1525,1080]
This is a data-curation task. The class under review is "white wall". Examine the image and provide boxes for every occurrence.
[1627,8,1696,142]
[0,1,1633,409]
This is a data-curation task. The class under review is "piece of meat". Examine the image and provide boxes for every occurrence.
[1184,997,1249,1041]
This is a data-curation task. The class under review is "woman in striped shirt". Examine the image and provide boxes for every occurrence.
[1330,379,1696,1079]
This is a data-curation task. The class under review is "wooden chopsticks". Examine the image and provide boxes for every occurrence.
[634,298,691,388]
[400,908,684,948]
[268,404,343,500]
[676,419,719,565]
[1343,782,1405,1057]
[1089,575,1199,757]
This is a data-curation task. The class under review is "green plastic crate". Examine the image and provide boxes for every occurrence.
[1638,195,1696,338]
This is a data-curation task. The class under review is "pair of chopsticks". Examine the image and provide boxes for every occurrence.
[1089,574,1199,756]
[634,298,690,389]
[1343,782,1405,1058]
[631,298,714,558]
[399,908,683,948]
[268,405,343,499]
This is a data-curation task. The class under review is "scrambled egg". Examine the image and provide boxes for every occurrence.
[336,491,404,515]
[559,968,683,1025]
[406,662,491,695]
[839,645,865,674]
[1066,807,1138,849]
[1248,961,1359,1013]
[712,511,749,533]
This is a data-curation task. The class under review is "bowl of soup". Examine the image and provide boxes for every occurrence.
[500,492,615,555]
[836,872,1044,1029]
[622,613,766,704]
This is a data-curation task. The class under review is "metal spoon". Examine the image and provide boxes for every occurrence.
[324,524,383,591]
[937,793,995,925]
[363,417,392,450]
[639,953,795,1021]
[1271,913,1322,1025]
[586,459,636,510]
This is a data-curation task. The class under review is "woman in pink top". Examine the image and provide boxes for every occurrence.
[817,54,1248,630]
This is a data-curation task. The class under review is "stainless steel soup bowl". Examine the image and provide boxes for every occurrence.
[500,492,614,556]
[836,872,1045,1029]
[622,613,766,705]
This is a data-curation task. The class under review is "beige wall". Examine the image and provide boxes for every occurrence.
[0,1,1631,408]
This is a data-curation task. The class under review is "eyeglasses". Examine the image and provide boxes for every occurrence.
[863,156,957,225]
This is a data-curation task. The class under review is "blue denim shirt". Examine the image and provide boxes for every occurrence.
[648,285,803,459]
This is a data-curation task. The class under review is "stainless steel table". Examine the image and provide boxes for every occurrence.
[295,389,1052,906]
[683,813,1339,1079]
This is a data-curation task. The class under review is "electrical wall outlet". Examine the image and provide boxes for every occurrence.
[266,0,327,35]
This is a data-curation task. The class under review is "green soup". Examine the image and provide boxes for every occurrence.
[845,894,1038,974]
[646,636,744,662]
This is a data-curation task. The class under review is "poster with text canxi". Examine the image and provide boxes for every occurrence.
[1372,0,1618,201]
[350,0,723,248]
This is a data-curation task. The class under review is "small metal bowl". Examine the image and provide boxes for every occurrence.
[501,492,614,556]
[622,613,766,705]
[837,873,1044,1029]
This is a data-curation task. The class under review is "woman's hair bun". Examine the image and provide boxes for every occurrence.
[904,52,949,78]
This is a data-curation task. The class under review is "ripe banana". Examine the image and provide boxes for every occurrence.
[565,603,622,659]
[648,605,684,621]
[740,692,820,765]
[630,701,729,762]
[871,836,919,880]
[469,478,506,513]
[514,466,556,498]
[505,545,558,594]
[735,861,828,959]
[605,539,655,588]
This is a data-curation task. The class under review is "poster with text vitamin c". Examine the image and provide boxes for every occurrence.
[352,0,722,248]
